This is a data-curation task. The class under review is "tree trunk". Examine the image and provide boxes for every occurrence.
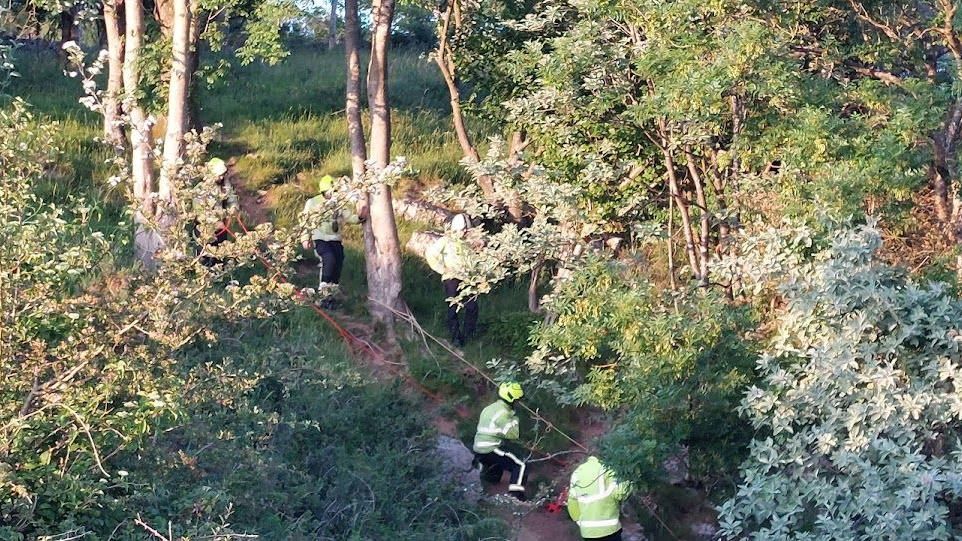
[684,148,710,287]
[344,0,380,314]
[664,150,699,280]
[667,190,677,290]
[153,0,175,36]
[366,0,406,326]
[158,0,195,210]
[186,2,205,131]
[123,0,160,265]
[328,0,338,49]
[60,9,75,44]
[102,0,126,148]
[528,262,543,313]
[58,8,75,63]
[433,2,497,202]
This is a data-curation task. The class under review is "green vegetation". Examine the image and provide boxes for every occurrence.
[2,46,510,539]
[8,0,962,538]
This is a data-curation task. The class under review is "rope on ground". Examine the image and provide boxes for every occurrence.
[223,216,386,361]
[372,298,588,454]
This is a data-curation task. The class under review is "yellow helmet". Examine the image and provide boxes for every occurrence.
[450,213,470,232]
[207,157,227,176]
[318,175,335,193]
[498,382,524,403]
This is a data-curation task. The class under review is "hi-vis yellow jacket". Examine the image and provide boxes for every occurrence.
[424,235,468,281]
[301,196,359,242]
[567,456,631,539]
[472,400,519,454]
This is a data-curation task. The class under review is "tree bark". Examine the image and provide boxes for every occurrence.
[344,0,366,179]
[60,9,75,44]
[328,0,338,49]
[663,150,699,280]
[158,0,196,209]
[102,0,126,148]
[153,0,175,36]
[58,8,76,63]
[153,0,203,130]
[684,148,710,287]
[123,0,159,265]
[365,0,406,326]
[344,0,381,316]
[433,2,497,202]
[528,262,543,313]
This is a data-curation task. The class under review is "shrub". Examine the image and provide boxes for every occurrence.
[526,258,757,491]
[718,226,962,539]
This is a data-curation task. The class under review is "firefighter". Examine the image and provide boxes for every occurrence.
[300,175,363,304]
[424,213,478,346]
[194,157,233,267]
[473,381,527,501]
[567,455,632,541]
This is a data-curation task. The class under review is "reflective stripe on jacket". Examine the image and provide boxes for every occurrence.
[301,196,359,242]
[567,456,631,539]
[424,235,467,281]
[472,400,519,453]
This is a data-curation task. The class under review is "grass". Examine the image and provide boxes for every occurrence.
[200,45,472,201]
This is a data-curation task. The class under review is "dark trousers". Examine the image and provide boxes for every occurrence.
[443,278,478,344]
[475,448,526,494]
[314,239,345,284]
[586,530,622,541]
[197,227,231,267]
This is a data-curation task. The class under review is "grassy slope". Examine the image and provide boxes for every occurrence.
[9,44,580,538]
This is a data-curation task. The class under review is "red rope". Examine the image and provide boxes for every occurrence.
[222,215,375,356]
[223,216,445,409]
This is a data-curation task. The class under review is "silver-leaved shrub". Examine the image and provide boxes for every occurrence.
[718,225,962,539]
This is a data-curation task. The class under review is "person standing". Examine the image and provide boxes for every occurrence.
[424,213,478,346]
[300,175,363,304]
[473,382,528,501]
[194,157,234,267]
[567,455,632,541]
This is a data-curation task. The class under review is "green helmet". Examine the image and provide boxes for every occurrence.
[318,175,335,193]
[498,382,524,403]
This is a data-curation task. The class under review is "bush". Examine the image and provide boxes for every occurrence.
[718,226,962,539]
[525,258,757,491]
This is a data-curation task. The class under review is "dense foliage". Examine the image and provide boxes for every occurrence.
[526,259,757,491]
[717,225,962,539]
[9,0,962,537]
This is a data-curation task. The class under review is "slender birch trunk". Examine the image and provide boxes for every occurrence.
[366,0,406,326]
[343,0,379,307]
[158,0,195,210]
[663,150,699,280]
[433,1,497,202]
[102,0,126,148]
[123,0,159,265]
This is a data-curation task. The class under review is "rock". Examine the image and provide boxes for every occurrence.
[691,521,718,541]
[435,435,482,504]
[622,522,648,541]
[663,446,689,485]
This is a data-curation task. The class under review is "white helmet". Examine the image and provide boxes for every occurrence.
[450,213,470,232]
